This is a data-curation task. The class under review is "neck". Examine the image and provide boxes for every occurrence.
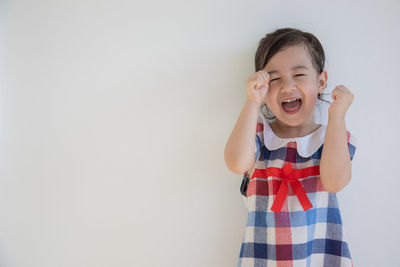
[270,118,321,138]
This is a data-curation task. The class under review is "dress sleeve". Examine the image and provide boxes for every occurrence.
[347,130,357,161]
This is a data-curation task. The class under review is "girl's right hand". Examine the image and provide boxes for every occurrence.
[245,70,270,106]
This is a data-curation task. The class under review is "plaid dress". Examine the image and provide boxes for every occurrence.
[238,112,357,267]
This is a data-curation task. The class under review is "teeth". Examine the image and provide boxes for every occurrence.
[282,98,300,103]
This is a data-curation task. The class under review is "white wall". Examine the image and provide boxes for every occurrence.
[1,0,399,266]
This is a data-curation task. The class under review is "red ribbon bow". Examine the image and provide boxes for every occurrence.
[270,163,314,214]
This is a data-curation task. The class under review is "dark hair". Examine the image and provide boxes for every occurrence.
[255,27,331,121]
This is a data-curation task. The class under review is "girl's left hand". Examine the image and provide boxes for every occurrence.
[328,85,354,119]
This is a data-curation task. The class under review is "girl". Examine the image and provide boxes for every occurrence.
[224,27,357,267]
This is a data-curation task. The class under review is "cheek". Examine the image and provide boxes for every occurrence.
[265,89,278,106]
[303,92,319,108]
[306,88,320,99]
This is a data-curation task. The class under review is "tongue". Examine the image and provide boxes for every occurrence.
[282,99,301,112]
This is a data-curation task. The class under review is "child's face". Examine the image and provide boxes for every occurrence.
[263,44,327,126]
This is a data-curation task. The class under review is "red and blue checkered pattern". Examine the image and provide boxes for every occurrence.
[238,114,356,267]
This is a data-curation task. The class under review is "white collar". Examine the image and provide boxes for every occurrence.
[260,115,327,158]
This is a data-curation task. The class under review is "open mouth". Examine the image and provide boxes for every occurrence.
[281,98,302,114]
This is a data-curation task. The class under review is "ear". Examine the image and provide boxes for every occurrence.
[317,70,328,94]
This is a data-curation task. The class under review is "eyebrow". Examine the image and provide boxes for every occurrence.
[267,65,310,75]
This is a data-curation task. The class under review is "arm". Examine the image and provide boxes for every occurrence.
[320,115,351,193]
[224,101,260,174]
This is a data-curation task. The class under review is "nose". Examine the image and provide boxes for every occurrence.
[279,77,297,92]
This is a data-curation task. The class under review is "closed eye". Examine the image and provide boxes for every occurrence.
[270,74,305,82]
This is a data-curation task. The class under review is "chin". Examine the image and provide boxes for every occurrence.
[272,104,313,126]
[278,120,303,127]
[274,114,307,127]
